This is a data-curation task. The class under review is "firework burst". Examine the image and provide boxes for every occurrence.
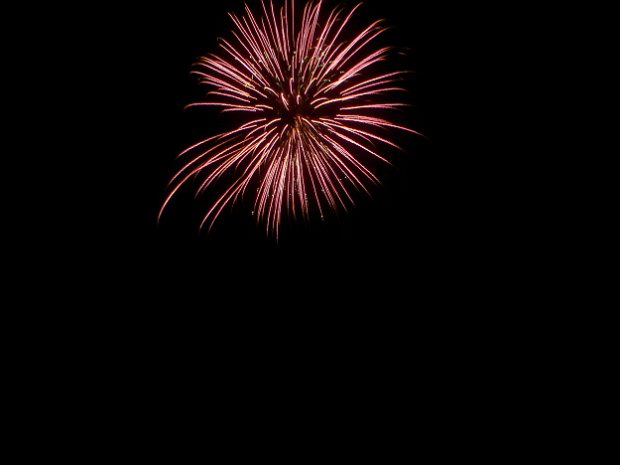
[159,0,420,237]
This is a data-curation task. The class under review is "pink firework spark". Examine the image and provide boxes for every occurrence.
[159,0,420,237]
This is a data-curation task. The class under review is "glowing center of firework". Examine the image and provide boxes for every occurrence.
[266,77,340,128]
[276,92,307,115]
[272,92,312,124]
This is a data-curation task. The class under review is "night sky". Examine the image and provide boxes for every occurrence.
[35,1,528,446]
[76,0,509,304]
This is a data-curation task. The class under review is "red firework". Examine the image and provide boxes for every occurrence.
[159,0,420,236]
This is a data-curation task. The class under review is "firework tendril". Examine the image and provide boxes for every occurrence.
[159,0,420,237]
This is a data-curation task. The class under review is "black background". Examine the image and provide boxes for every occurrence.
[77,0,509,297]
[40,0,528,328]
[27,0,536,451]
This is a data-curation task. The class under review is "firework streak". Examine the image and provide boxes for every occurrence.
[159,0,420,236]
